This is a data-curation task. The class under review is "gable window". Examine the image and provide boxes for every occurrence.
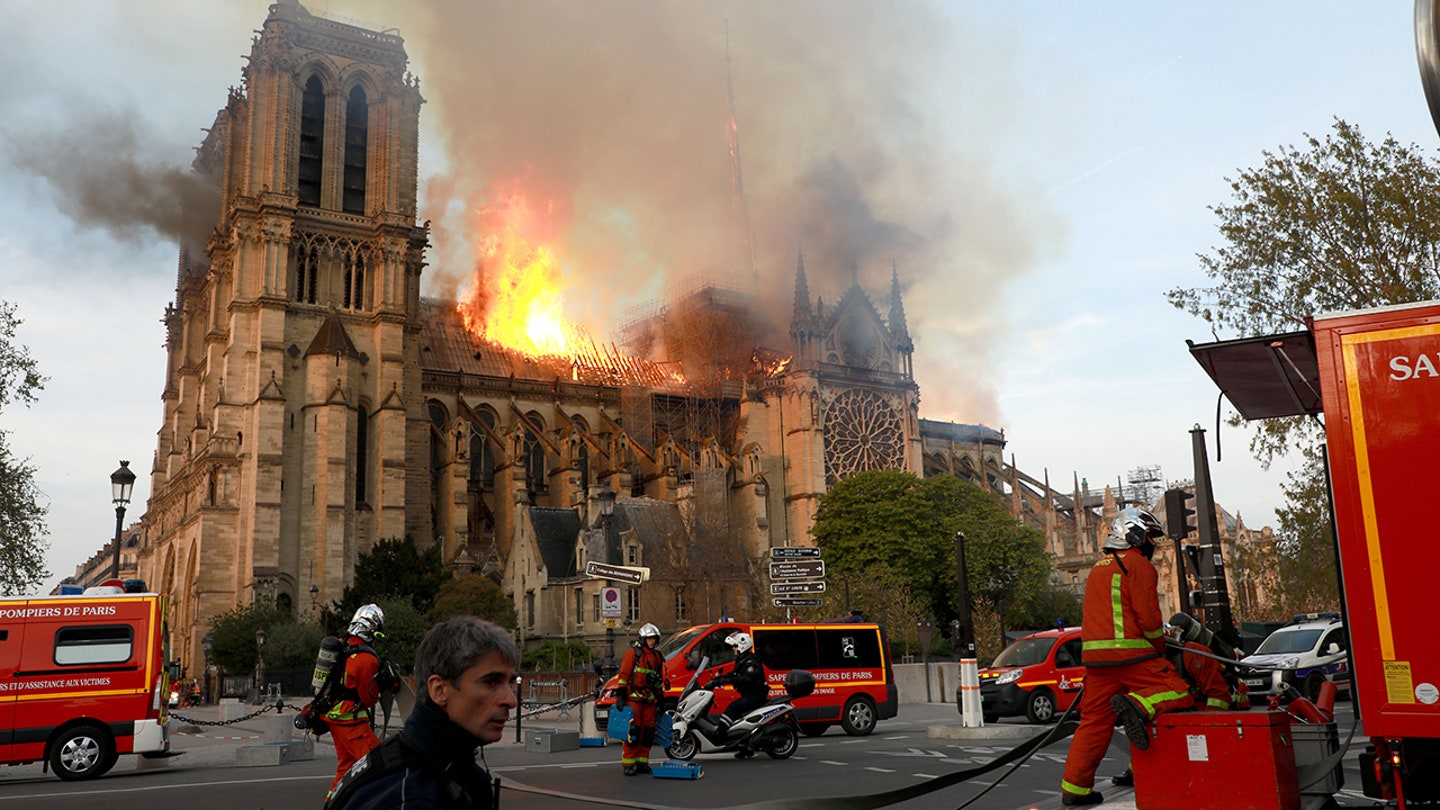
[342,86,368,214]
[298,76,325,207]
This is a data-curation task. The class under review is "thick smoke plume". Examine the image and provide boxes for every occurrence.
[402,1,1054,424]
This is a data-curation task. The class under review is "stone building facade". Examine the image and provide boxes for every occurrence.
[123,2,1272,676]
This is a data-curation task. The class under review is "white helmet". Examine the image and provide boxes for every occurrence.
[725,631,753,654]
[348,604,385,642]
[1102,507,1164,555]
[638,623,661,640]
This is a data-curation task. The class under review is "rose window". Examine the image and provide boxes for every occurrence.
[823,388,904,484]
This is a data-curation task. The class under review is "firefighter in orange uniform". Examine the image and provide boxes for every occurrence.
[616,622,665,776]
[327,604,385,793]
[1060,508,1195,806]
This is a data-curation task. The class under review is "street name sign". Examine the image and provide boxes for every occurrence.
[773,597,822,607]
[769,560,825,579]
[585,561,649,584]
[770,580,826,595]
[770,547,821,559]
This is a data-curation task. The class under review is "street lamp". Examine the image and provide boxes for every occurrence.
[254,627,267,703]
[309,584,319,611]
[201,633,213,704]
[109,461,136,579]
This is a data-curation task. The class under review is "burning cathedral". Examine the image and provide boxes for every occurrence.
[133,2,1067,675]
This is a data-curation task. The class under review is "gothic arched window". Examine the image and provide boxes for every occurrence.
[298,76,325,207]
[343,86,368,214]
[524,412,547,493]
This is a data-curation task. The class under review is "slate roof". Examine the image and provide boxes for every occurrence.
[530,507,582,578]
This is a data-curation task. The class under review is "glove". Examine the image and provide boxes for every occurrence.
[616,696,627,712]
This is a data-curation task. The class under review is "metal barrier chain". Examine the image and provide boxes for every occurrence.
[169,698,292,728]
[517,694,591,720]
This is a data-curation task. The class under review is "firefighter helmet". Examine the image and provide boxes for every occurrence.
[1103,507,1165,554]
[638,623,661,640]
[348,604,385,642]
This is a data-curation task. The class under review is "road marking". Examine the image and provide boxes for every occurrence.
[840,738,867,744]
[864,766,896,773]
[820,760,848,766]
[883,735,907,740]
[11,775,331,799]
[914,773,939,779]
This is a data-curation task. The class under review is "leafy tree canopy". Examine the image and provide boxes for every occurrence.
[520,640,594,672]
[810,470,1051,640]
[0,300,49,596]
[207,600,292,671]
[428,573,518,629]
[326,537,449,630]
[1169,118,1440,465]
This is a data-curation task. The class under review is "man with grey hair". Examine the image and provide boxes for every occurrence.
[326,616,519,809]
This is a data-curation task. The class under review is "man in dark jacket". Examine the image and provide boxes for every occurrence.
[326,617,519,809]
[708,631,770,758]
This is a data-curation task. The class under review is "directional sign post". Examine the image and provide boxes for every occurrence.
[584,561,649,584]
[770,580,826,595]
[769,559,825,580]
[773,597,822,608]
[770,547,822,559]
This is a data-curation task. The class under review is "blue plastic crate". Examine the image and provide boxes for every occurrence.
[578,736,607,747]
[604,706,673,747]
[652,759,703,780]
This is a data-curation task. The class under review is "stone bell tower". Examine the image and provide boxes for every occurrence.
[140,0,429,668]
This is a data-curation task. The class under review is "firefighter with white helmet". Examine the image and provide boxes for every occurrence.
[326,604,386,794]
[1059,508,1196,806]
[616,622,665,775]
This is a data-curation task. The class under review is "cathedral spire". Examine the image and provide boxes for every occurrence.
[791,246,812,327]
[888,263,912,349]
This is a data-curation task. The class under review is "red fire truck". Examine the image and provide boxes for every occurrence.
[0,584,173,780]
[1190,300,1440,806]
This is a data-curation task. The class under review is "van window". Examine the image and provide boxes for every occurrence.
[1321,628,1347,654]
[696,630,739,669]
[1056,638,1082,669]
[755,629,817,671]
[55,625,134,666]
[816,629,881,668]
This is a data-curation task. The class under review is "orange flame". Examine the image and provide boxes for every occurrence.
[457,179,580,357]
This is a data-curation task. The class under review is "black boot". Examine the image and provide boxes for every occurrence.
[1111,768,1134,787]
[1061,790,1103,806]
[1110,694,1151,751]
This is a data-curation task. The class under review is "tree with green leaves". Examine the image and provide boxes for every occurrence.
[323,537,449,631]
[0,300,49,596]
[427,573,518,629]
[1168,119,1440,613]
[810,470,1050,658]
[207,599,293,671]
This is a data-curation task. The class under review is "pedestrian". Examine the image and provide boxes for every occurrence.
[1059,508,1196,806]
[325,616,519,809]
[326,604,386,794]
[616,622,665,775]
[706,631,770,758]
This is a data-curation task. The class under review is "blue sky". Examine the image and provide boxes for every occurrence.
[2,1,1435,594]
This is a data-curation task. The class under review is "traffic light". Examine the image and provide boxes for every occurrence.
[1164,487,1197,540]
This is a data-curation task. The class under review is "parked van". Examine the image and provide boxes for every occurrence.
[596,621,897,736]
[0,584,173,780]
[960,627,1085,724]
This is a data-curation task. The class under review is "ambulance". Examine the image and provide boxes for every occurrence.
[0,582,173,780]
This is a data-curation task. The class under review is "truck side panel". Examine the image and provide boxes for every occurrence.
[1315,302,1440,739]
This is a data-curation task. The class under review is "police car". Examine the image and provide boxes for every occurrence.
[1240,612,1351,702]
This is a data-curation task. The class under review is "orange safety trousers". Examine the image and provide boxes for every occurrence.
[1060,656,1194,799]
[621,700,658,767]
[329,719,380,792]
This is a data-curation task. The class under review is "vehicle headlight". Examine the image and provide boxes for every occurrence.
[995,669,1023,686]
[1279,657,1299,671]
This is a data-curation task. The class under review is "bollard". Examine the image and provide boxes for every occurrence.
[959,658,983,727]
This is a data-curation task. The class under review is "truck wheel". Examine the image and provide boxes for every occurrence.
[665,731,699,761]
[1026,689,1057,724]
[1303,673,1326,703]
[50,725,116,781]
[841,696,877,736]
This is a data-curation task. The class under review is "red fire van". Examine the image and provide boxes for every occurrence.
[0,586,173,779]
[596,621,898,737]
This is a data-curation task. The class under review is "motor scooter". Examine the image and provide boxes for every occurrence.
[663,655,815,761]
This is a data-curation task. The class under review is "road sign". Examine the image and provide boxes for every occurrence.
[770,580,826,595]
[773,597,822,608]
[769,559,825,579]
[601,586,622,618]
[585,561,649,584]
[770,547,821,559]
[602,617,620,629]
